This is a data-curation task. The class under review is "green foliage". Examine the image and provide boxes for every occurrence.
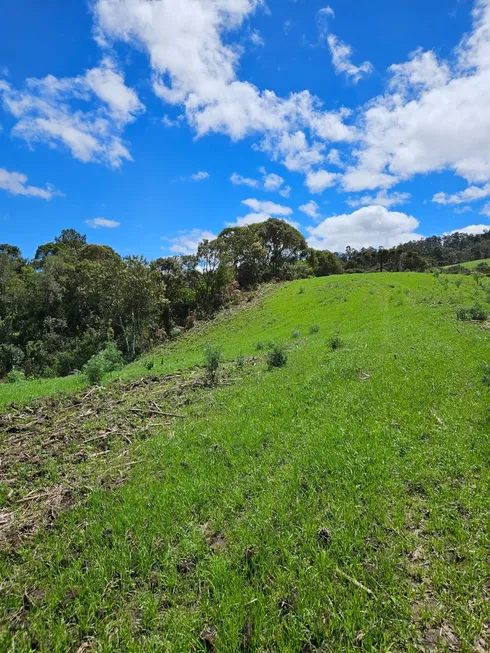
[171,327,182,339]
[454,276,463,288]
[456,305,489,321]
[5,368,26,384]
[83,343,124,386]
[483,362,490,387]
[329,333,343,350]
[309,324,320,334]
[203,344,223,384]
[0,344,24,377]
[266,343,288,370]
[291,329,301,339]
[256,341,265,351]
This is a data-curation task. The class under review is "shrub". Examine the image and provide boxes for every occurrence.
[298,286,305,294]
[146,360,155,371]
[267,343,288,370]
[5,368,26,384]
[203,344,223,385]
[171,327,182,339]
[483,362,490,387]
[83,343,124,386]
[291,329,301,339]
[0,344,24,377]
[457,305,489,321]
[236,353,245,368]
[330,333,343,350]
[309,324,320,334]
[455,276,463,288]
[256,341,265,351]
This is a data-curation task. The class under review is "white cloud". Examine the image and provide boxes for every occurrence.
[327,34,373,83]
[326,148,343,167]
[0,168,60,200]
[0,58,143,168]
[262,171,284,191]
[93,0,354,178]
[231,168,288,194]
[317,7,372,84]
[299,200,320,219]
[250,29,264,47]
[230,173,259,188]
[347,190,411,209]
[345,3,490,190]
[162,114,183,127]
[445,224,490,235]
[481,201,490,217]
[307,205,422,252]
[242,198,292,215]
[191,171,210,181]
[432,184,490,205]
[165,228,217,254]
[454,206,473,214]
[85,217,120,229]
[305,169,340,193]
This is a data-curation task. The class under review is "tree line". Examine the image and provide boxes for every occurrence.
[1,220,489,379]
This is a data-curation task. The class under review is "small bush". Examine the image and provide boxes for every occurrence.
[256,341,265,351]
[83,343,124,386]
[457,305,489,321]
[330,333,343,350]
[291,329,301,339]
[267,343,288,370]
[483,362,490,387]
[298,286,305,294]
[203,344,223,385]
[236,353,245,368]
[5,368,26,384]
[171,327,182,339]
[309,324,320,334]
[455,276,463,288]
[146,360,155,371]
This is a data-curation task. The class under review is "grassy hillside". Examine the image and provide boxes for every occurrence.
[445,257,490,269]
[2,273,490,652]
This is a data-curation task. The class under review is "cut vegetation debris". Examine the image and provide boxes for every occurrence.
[1,273,490,652]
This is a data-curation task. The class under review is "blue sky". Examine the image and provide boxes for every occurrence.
[1,0,490,258]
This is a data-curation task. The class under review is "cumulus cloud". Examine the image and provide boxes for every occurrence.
[305,169,340,193]
[0,58,143,168]
[0,168,60,200]
[191,171,210,181]
[242,198,292,216]
[230,173,259,188]
[344,2,490,191]
[432,184,490,205]
[165,228,217,254]
[317,7,373,83]
[444,224,490,235]
[347,190,411,209]
[93,0,354,179]
[261,170,284,191]
[307,205,423,252]
[231,168,289,194]
[299,200,320,219]
[85,217,120,228]
[327,34,373,83]
[481,201,490,217]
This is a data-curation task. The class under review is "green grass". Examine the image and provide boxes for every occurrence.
[444,257,490,269]
[2,272,490,652]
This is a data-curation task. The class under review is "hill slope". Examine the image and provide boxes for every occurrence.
[1,273,490,652]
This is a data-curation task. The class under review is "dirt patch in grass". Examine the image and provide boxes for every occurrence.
[0,368,238,550]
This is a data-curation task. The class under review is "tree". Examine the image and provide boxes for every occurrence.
[253,218,307,279]
[307,248,343,277]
